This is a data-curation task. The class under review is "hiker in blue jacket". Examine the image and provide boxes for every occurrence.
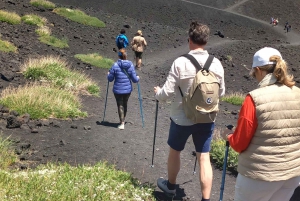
[107,48,139,130]
[115,29,129,50]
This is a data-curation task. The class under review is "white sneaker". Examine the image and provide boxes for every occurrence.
[118,124,125,130]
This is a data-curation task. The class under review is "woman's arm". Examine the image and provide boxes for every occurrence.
[128,64,139,83]
[107,65,115,82]
[228,95,258,153]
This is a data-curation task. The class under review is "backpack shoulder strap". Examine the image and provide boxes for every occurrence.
[181,54,214,71]
[181,54,202,71]
[203,55,214,71]
[178,54,214,97]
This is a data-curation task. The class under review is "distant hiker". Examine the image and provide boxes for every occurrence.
[287,24,292,33]
[273,18,279,26]
[284,21,289,30]
[131,30,147,70]
[270,17,274,24]
[116,29,129,50]
[107,49,139,130]
[222,47,300,201]
[154,21,225,201]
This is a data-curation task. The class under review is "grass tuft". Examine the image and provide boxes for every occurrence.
[0,37,17,53]
[22,14,47,26]
[0,84,87,119]
[0,10,21,25]
[0,162,155,200]
[36,26,69,48]
[21,56,99,96]
[0,135,17,170]
[53,8,105,28]
[75,53,114,69]
[30,0,56,9]
[221,92,245,106]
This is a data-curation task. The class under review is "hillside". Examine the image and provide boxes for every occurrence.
[0,0,299,200]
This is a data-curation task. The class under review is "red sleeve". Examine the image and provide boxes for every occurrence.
[228,95,258,153]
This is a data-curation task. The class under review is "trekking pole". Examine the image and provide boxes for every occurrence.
[151,100,159,167]
[219,140,229,201]
[102,80,109,122]
[219,125,234,201]
[193,156,197,175]
[137,82,145,128]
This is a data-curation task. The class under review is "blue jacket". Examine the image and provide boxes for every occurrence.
[115,34,129,49]
[107,59,139,94]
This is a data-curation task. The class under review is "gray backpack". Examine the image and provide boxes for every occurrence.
[179,54,220,123]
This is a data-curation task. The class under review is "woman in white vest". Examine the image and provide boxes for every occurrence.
[222,47,300,201]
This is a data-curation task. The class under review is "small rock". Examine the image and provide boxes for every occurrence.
[20,165,28,170]
[9,110,19,116]
[31,128,38,133]
[20,143,31,150]
[70,125,77,129]
[0,71,15,82]
[41,119,50,127]
[6,115,22,128]
[20,124,30,130]
[0,106,9,113]
[84,126,91,130]
[59,140,66,146]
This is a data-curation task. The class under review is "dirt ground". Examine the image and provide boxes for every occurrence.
[0,0,299,200]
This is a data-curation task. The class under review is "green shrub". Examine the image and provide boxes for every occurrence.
[0,39,17,53]
[221,92,245,106]
[211,138,238,171]
[0,10,21,25]
[0,84,87,119]
[75,53,114,69]
[30,0,56,9]
[87,84,100,96]
[0,135,17,170]
[53,8,105,27]
[21,56,99,95]
[22,14,47,26]
[0,162,154,200]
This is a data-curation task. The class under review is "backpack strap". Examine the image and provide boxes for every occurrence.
[182,54,214,71]
[178,54,214,97]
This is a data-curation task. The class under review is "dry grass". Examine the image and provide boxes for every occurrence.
[0,10,21,24]
[0,83,87,119]
[22,14,47,26]
[0,38,17,53]
[21,56,99,95]
[36,26,51,36]
[30,0,56,9]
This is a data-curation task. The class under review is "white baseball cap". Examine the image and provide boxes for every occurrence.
[252,47,282,68]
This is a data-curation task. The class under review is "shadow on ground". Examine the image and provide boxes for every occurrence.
[96,121,119,128]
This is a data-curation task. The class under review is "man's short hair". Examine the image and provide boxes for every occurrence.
[188,21,210,46]
[120,29,126,34]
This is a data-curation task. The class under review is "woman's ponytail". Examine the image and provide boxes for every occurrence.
[270,55,295,87]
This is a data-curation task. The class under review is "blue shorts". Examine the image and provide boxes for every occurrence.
[167,119,214,153]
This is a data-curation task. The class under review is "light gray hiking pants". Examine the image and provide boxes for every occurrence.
[234,174,300,201]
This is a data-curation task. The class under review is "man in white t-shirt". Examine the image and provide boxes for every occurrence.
[154,21,225,201]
